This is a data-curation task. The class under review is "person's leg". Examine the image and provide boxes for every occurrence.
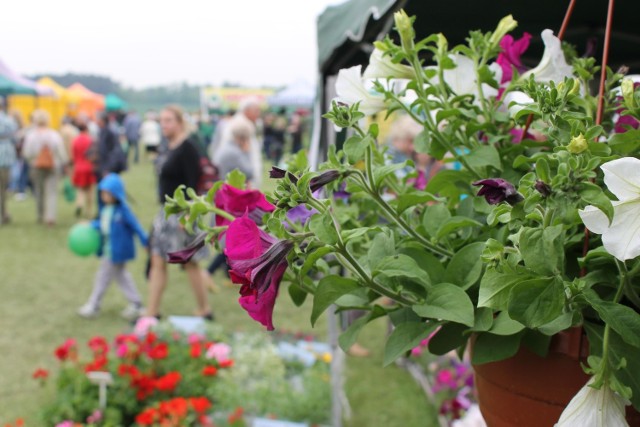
[84,258,115,311]
[0,168,9,223]
[43,172,58,224]
[86,185,94,219]
[184,261,210,316]
[113,262,143,305]
[146,254,167,317]
[207,253,228,275]
[75,186,86,218]
[132,139,139,164]
[31,168,44,223]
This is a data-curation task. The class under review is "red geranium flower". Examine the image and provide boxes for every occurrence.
[85,355,108,372]
[190,342,202,358]
[32,368,49,380]
[219,359,234,369]
[202,365,218,377]
[54,338,77,361]
[148,342,168,360]
[225,215,293,330]
[135,408,158,425]
[189,397,212,414]
[88,336,109,356]
[154,372,181,392]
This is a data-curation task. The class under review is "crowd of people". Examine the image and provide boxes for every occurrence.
[0,96,309,322]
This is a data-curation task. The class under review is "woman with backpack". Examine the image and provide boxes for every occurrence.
[22,110,68,226]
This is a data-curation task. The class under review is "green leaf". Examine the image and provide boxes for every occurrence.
[373,254,431,287]
[383,322,439,366]
[413,129,432,154]
[300,246,333,278]
[521,330,552,358]
[367,232,395,270]
[507,277,565,329]
[396,192,439,215]
[426,170,473,198]
[288,283,308,307]
[413,283,475,326]
[343,135,367,163]
[608,128,640,155]
[471,332,523,365]
[489,311,525,335]
[465,145,502,170]
[519,225,564,276]
[226,169,246,189]
[388,307,422,326]
[436,216,482,240]
[400,248,445,284]
[472,307,494,332]
[309,214,339,245]
[585,291,640,348]
[478,267,534,310]
[444,242,485,289]
[311,276,360,326]
[538,312,574,336]
[428,322,468,355]
[422,203,451,238]
[580,182,614,224]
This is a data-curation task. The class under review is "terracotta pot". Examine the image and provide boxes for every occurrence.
[473,330,640,426]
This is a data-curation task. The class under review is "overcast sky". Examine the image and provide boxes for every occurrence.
[0,0,345,88]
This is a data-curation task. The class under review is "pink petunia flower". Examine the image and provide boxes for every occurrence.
[215,183,275,227]
[496,33,532,84]
[205,342,232,362]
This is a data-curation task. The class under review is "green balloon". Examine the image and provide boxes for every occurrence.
[68,223,101,257]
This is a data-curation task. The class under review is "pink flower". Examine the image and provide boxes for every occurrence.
[215,184,275,227]
[188,333,204,344]
[496,33,532,84]
[116,343,129,358]
[133,316,158,337]
[87,409,102,424]
[205,342,232,362]
[55,422,74,427]
[225,215,293,330]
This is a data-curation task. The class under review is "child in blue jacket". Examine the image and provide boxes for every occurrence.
[78,173,148,319]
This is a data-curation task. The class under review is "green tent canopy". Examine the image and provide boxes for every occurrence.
[105,93,127,112]
[0,75,36,96]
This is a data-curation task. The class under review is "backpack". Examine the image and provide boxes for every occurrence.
[34,144,54,170]
[197,156,219,195]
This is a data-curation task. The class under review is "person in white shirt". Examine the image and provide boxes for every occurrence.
[139,111,162,160]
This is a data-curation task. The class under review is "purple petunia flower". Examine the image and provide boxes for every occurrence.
[473,178,523,205]
[167,232,208,264]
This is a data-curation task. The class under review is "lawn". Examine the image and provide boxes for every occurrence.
[0,159,438,426]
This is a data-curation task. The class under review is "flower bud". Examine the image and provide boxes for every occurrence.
[394,10,415,53]
[489,15,517,48]
[534,180,552,197]
[567,133,588,154]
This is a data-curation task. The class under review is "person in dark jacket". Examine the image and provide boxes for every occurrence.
[96,113,126,179]
[77,173,148,319]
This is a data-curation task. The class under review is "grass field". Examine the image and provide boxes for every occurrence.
[0,159,438,426]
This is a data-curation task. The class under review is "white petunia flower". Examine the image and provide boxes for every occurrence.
[334,65,386,116]
[556,378,629,426]
[430,54,502,103]
[502,90,534,116]
[579,157,640,261]
[363,48,415,80]
[522,29,573,84]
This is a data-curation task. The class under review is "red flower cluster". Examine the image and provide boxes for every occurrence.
[118,364,182,400]
[54,338,77,362]
[32,368,49,380]
[135,396,212,426]
[201,366,218,377]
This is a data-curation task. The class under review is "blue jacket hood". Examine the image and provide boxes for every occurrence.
[98,173,127,204]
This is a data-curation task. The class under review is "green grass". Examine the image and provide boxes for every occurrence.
[0,160,438,426]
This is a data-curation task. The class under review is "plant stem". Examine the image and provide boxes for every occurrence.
[600,259,629,383]
[206,206,236,221]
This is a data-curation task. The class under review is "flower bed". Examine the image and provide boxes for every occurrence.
[32,320,330,427]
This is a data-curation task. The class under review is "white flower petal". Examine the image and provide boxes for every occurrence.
[601,199,640,261]
[363,48,415,80]
[502,90,534,116]
[601,157,640,202]
[579,205,611,235]
[335,66,386,116]
[522,29,573,84]
[556,379,629,427]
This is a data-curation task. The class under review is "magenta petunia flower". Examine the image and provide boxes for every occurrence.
[473,178,523,205]
[214,183,275,227]
[497,33,532,84]
[225,215,293,330]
